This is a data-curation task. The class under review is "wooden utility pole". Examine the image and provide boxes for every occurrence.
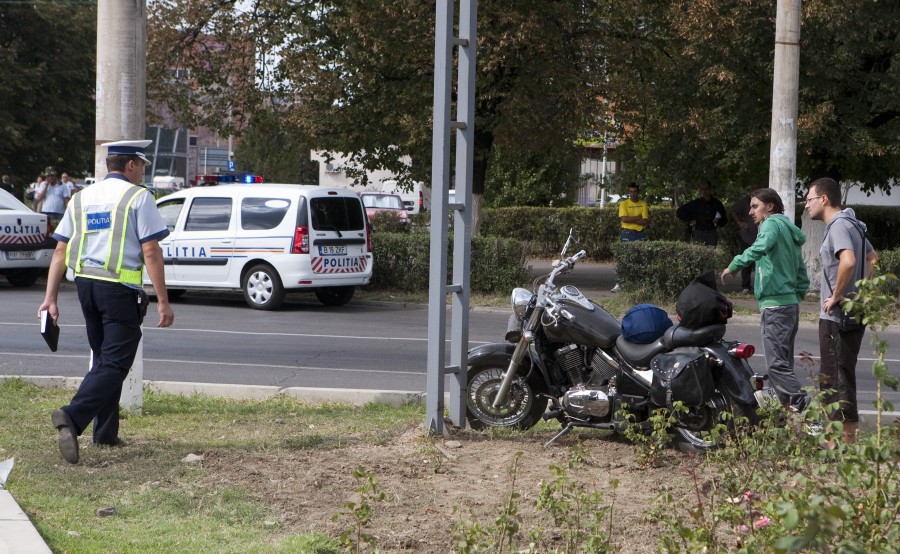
[769,0,801,222]
[95,0,148,411]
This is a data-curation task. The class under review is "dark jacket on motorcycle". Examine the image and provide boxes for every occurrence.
[727,214,809,309]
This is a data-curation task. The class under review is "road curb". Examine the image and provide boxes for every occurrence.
[0,375,428,407]
[0,489,52,554]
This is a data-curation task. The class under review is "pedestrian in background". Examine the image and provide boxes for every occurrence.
[61,172,77,196]
[39,140,174,464]
[721,187,810,412]
[611,182,648,293]
[0,175,15,198]
[804,177,877,444]
[27,175,44,212]
[35,169,70,224]
[677,181,728,246]
[731,182,764,294]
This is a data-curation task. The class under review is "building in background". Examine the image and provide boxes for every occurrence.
[576,142,618,207]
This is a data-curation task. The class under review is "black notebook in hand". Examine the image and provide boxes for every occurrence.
[40,310,59,352]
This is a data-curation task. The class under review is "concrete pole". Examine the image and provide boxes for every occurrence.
[768,0,801,222]
[95,0,148,413]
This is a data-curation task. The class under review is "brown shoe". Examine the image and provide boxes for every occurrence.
[51,409,79,464]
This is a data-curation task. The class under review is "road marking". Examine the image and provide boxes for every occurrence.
[0,322,490,345]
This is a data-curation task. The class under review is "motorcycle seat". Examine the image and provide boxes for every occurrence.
[615,324,726,369]
[664,324,726,348]
[615,335,670,369]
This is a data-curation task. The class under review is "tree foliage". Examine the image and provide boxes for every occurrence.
[146,0,900,210]
[0,2,96,182]
[147,0,613,199]
[606,0,900,200]
[234,108,319,184]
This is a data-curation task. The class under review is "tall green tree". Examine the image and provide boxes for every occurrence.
[147,0,615,230]
[0,2,96,182]
[234,108,319,184]
[606,0,900,201]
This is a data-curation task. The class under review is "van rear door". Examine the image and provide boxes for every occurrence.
[307,194,368,274]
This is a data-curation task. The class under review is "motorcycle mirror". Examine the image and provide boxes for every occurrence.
[559,228,575,258]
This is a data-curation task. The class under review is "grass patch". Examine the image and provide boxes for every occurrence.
[0,379,422,553]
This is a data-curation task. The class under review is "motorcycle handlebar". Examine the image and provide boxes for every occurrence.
[547,250,587,284]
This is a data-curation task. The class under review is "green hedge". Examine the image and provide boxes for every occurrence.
[482,204,900,261]
[611,240,724,302]
[875,247,900,299]
[367,232,529,294]
[481,206,741,260]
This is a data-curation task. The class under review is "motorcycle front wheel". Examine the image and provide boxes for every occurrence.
[672,391,754,454]
[466,364,548,431]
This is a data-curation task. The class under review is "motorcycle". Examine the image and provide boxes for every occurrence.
[465,232,776,451]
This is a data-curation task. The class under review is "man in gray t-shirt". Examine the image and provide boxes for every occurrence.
[804,177,877,444]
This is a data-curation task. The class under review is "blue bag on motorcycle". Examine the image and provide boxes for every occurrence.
[649,347,713,408]
[621,304,673,344]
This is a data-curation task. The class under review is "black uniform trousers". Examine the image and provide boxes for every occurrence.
[61,278,142,444]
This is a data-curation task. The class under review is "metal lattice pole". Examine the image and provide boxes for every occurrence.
[426,0,476,434]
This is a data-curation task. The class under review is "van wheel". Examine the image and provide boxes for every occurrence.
[242,265,285,310]
[4,269,39,287]
[315,286,355,307]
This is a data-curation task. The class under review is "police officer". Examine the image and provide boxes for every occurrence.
[38,139,174,464]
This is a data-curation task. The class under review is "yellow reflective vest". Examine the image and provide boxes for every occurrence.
[65,184,146,285]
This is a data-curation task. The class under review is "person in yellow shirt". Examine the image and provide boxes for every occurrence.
[612,182,649,292]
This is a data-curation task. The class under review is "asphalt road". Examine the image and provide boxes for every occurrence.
[1,280,898,410]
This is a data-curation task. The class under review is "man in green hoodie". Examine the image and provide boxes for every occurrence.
[721,187,810,411]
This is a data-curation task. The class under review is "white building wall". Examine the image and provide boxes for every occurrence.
[310,151,404,191]
[845,184,900,206]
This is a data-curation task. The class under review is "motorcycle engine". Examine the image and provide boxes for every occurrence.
[555,345,613,418]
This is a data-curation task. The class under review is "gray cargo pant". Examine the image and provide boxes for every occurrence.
[761,304,809,409]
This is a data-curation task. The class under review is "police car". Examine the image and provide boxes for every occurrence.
[0,189,55,287]
[145,184,373,310]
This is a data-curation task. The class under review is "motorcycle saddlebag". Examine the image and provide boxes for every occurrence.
[649,347,713,408]
[675,272,733,329]
[621,304,673,344]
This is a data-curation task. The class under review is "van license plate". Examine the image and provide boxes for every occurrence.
[319,245,347,256]
[5,251,35,261]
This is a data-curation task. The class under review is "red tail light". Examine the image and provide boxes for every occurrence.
[292,226,309,254]
[418,190,424,210]
[366,221,372,252]
[733,343,755,359]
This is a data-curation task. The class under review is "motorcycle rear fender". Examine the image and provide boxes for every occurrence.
[702,342,757,406]
[467,342,550,390]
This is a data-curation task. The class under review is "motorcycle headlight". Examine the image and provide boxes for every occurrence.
[511,287,533,320]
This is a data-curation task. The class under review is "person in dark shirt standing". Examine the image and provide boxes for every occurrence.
[731,182,764,293]
[0,175,15,198]
[677,181,728,246]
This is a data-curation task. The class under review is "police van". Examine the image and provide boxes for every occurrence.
[145,184,372,310]
[0,188,54,287]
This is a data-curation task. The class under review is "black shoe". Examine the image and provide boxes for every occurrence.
[51,409,79,464]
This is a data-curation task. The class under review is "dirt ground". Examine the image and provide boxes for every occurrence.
[200,427,698,553]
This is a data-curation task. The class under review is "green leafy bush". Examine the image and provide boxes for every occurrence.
[368,232,529,294]
[611,240,724,302]
[369,211,410,233]
[654,275,900,554]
